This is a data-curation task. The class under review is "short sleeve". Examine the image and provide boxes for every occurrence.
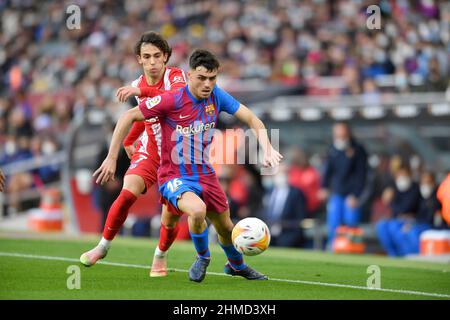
[214,86,240,115]
[138,93,174,119]
[168,68,187,90]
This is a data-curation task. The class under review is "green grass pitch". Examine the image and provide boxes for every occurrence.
[0,233,449,300]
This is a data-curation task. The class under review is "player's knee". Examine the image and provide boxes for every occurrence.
[162,218,179,229]
[188,203,207,221]
[123,175,145,196]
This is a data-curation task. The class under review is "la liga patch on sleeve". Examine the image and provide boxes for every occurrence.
[146,95,161,109]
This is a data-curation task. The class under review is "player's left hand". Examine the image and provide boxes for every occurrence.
[116,86,141,103]
[262,147,283,168]
[93,158,117,185]
[0,169,5,193]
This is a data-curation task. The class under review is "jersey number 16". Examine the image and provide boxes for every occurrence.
[167,178,183,193]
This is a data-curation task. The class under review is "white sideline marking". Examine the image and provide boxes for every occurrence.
[1,252,449,299]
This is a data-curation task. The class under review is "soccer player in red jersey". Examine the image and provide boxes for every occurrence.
[94,49,282,282]
[80,32,186,277]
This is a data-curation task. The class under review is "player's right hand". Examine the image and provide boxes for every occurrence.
[262,147,283,168]
[124,145,135,159]
[116,86,141,103]
[93,158,117,185]
[0,169,5,193]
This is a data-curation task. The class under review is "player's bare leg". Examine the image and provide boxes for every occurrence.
[207,210,268,280]
[80,174,145,266]
[177,192,210,282]
[150,205,180,277]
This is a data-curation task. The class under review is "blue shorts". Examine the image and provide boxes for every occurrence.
[159,174,229,216]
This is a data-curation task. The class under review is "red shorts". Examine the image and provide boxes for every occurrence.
[159,173,229,216]
[125,151,159,193]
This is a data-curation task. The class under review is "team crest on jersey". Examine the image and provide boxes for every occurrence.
[145,96,161,109]
[205,104,215,116]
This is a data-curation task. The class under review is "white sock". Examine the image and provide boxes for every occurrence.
[98,237,111,251]
[154,247,167,257]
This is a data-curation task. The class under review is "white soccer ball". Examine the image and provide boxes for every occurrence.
[231,217,271,256]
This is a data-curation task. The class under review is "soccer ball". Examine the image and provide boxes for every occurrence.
[231,217,271,256]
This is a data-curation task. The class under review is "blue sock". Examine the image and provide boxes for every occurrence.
[219,242,246,270]
[190,228,210,259]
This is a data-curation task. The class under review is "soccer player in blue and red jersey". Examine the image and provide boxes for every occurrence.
[80,32,186,277]
[94,49,282,282]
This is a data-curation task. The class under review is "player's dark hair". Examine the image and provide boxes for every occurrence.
[189,49,220,72]
[134,31,172,63]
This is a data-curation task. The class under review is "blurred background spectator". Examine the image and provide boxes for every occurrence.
[319,122,368,249]
[260,163,307,247]
[399,170,443,254]
[286,146,321,217]
[376,165,421,257]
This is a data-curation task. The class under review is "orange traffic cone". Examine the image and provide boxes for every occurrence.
[28,188,63,232]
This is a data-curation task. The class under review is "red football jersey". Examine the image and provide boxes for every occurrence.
[123,67,187,162]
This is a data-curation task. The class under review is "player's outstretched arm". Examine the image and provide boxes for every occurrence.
[93,107,145,185]
[233,104,283,168]
[116,86,141,103]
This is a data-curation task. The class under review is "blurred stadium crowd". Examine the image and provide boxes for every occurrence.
[1,0,449,253]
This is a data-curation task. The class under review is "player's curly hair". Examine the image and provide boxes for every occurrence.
[189,49,220,72]
[134,31,172,63]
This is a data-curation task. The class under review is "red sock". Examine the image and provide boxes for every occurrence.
[158,223,180,252]
[102,189,137,240]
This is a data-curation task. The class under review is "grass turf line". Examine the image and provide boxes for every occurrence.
[0,235,449,300]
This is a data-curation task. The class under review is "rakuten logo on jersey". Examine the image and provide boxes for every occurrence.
[175,122,216,136]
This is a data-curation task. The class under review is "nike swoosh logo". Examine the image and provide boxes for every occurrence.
[179,114,189,119]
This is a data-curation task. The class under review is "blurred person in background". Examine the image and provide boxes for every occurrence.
[319,122,368,249]
[376,165,421,257]
[227,165,263,221]
[30,136,61,185]
[287,146,321,217]
[260,163,307,248]
[362,78,381,106]
[389,154,403,179]
[397,171,442,255]
[217,165,240,221]
[2,135,34,214]
[365,153,395,223]
[8,107,33,138]
[423,56,448,92]
[217,164,253,221]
